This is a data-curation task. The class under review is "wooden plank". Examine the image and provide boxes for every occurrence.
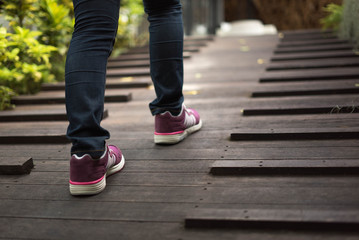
[259,67,359,82]
[8,164,359,187]
[279,32,337,41]
[124,40,208,54]
[277,39,349,48]
[1,199,357,227]
[243,106,359,115]
[252,87,359,97]
[230,128,359,141]
[274,43,353,54]
[109,52,191,62]
[242,94,359,115]
[266,58,359,71]
[0,135,69,144]
[7,163,359,187]
[0,218,181,240]
[42,79,151,91]
[11,92,132,105]
[106,68,150,78]
[280,34,338,42]
[210,160,359,176]
[280,29,333,36]
[107,60,150,69]
[1,217,356,240]
[0,157,33,175]
[0,199,188,222]
[122,47,200,55]
[236,114,359,129]
[270,50,358,61]
[251,79,359,97]
[184,35,215,42]
[185,208,359,230]
[123,146,359,160]
[3,183,359,205]
[0,109,108,122]
[1,141,358,160]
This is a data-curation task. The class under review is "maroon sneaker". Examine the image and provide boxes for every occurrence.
[154,104,202,144]
[69,145,125,195]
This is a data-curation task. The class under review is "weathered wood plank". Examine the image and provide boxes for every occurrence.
[107,60,150,69]
[11,91,132,105]
[252,87,359,97]
[243,106,359,115]
[6,165,359,188]
[277,39,349,48]
[125,43,207,54]
[2,184,359,206]
[280,34,338,42]
[210,160,359,176]
[280,29,333,36]
[42,79,150,91]
[122,46,200,55]
[2,217,357,240]
[230,128,359,141]
[274,43,353,54]
[109,52,191,62]
[0,157,33,175]
[235,114,359,129]
[270,50,358,61]
[0,199,357,228]
[0,135,69,144]
[0,109,108,122]
[0,142,357,159]
[266,58,359,71]
[237,115,359,135]
[106,68,150,78]
[184,35,215,42]
[185,208,359,230]
[280,31,337,41]
[259,67,359,82]
[242,94,359,115]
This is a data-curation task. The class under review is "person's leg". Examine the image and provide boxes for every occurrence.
[143,0,202,144]
[143,0,184,115]
[66,0,125,195]
[65,0,120,158]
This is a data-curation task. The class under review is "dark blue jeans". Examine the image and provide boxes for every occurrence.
[65,0,184,157]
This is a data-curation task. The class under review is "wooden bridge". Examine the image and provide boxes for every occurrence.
[0,30,359,239]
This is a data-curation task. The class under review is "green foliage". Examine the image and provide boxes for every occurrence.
[0,0,146,110]
[320,3,344,30]
[37,0,72,51]
[0,26,57,95]
[1,0,73,88]
[0,85,16,110]
[35,0,73,81]
[1,0,37,28]
[58,0,74,17]
[112,0,147,56]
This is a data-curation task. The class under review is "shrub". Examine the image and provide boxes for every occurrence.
[112,0,147,56]
[0,26,57,95]
[0,85,16,110]
[35,0,73,81]
[1,0,37,28]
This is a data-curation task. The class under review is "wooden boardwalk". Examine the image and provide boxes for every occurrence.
[1,32,359,239]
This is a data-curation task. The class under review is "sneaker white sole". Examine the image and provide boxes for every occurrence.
[69,155,125,196]
[154,120,202,144]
